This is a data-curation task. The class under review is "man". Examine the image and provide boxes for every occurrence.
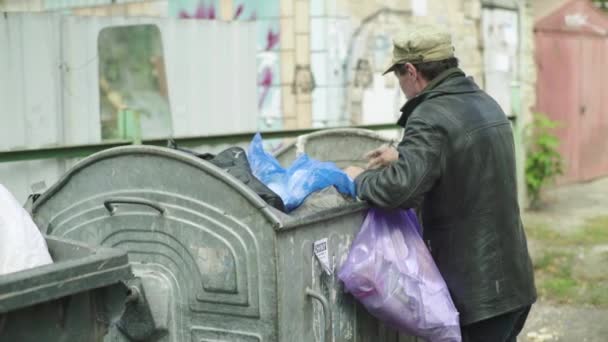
[344,24,536,342]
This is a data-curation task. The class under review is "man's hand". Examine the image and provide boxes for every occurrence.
[343,166,365,180]
[364,144,398,169]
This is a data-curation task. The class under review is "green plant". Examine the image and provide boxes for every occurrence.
[594,0,608,11]
[525,113,564,209]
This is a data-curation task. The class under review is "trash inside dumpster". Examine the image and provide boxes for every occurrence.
[28,128,419,341]
[167,140,286,212]
[0,236,132,342]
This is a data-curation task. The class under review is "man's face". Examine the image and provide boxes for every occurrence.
[395,63,419,100]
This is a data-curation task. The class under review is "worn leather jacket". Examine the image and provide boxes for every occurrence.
[355,68,536,325]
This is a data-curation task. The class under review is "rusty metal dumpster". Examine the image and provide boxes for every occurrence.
[30,137,417,341]
[0,236,132,342]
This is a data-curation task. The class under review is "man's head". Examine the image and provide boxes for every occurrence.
[383,24,458,99]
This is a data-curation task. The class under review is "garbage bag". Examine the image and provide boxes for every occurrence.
[0,184,53,275]
[167,140,285,211]
[247,133,356,212]
[338,208,461,342]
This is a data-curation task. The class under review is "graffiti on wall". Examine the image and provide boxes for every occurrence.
[235,1,281,130]
[171,0,218,19]
[257,26,280,118]
[292,65,315,95]
[171,2,414,128]
[311,5,408,126]
[176,1,216,19]
[341,8,410,125]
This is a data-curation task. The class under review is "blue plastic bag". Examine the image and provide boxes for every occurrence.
[248,133,356,212]
[338,208,461,342]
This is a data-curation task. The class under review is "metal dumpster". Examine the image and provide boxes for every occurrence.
[273,128,394,168]
[274,128,423,342]
[30,142,418,341]
[0,236,132,342]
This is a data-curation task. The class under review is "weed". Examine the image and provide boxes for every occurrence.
[525,113,564,209]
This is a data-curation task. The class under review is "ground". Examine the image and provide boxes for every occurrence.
[519,177,608,342]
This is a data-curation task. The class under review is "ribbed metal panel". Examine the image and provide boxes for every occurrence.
[0,13,64,204]
[44,0,146,10]
[0,13,258,201]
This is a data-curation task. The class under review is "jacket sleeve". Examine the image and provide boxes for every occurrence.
[355,116,444,209]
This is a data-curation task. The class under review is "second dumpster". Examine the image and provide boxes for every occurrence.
[0,236,132,342]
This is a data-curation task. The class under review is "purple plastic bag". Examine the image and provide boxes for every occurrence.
[338,208,461,342]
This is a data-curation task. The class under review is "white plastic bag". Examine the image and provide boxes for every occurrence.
[0,184,52,275]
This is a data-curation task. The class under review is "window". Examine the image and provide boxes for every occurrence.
[98,24,172,140]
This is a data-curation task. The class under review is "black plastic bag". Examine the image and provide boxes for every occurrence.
[168,140,286,212]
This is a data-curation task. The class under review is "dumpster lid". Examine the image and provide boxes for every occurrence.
[31,145,372,232]
[31,145,284,231]
[32,146,376,235]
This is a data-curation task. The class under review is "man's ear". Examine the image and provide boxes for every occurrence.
[404,63,415,77]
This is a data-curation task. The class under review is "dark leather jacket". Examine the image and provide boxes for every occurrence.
[355,68,536,325]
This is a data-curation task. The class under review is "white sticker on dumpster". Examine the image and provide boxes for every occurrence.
[314,238,332,275]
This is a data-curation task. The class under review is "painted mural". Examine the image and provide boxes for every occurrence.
[170,0,218,19]
[168,1,482,130]
[311,3,408,126]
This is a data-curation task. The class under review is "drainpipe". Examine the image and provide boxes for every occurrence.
[513,0,528,209]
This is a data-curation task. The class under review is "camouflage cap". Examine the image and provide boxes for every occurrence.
[383,24,455,75]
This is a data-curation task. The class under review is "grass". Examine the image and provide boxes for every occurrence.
[527,215,608,306]
[588,284,608,306]
[526,215,608,246]
[533,251,578,304]
[574,216,608,244]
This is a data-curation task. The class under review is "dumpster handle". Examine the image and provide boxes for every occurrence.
[125,285,141,303]
[104,198,165,215]
[305,287,332,342]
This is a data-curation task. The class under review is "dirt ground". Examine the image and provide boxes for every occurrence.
[519,177,608,342]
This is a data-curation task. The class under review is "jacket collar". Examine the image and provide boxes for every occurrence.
[396,67,479,127]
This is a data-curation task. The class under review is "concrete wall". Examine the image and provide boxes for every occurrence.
[285,0,487,128]
[160,0,491,129]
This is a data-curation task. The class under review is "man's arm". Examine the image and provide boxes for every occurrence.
[355,116,444,208]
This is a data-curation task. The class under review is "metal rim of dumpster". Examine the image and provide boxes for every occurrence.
[273,127,393,158]
[31,145,282,228]
[30,145,368,231]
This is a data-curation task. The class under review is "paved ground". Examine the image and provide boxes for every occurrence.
[521,304,608,342]
[519,177,608,342]
[524,177,608,234]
